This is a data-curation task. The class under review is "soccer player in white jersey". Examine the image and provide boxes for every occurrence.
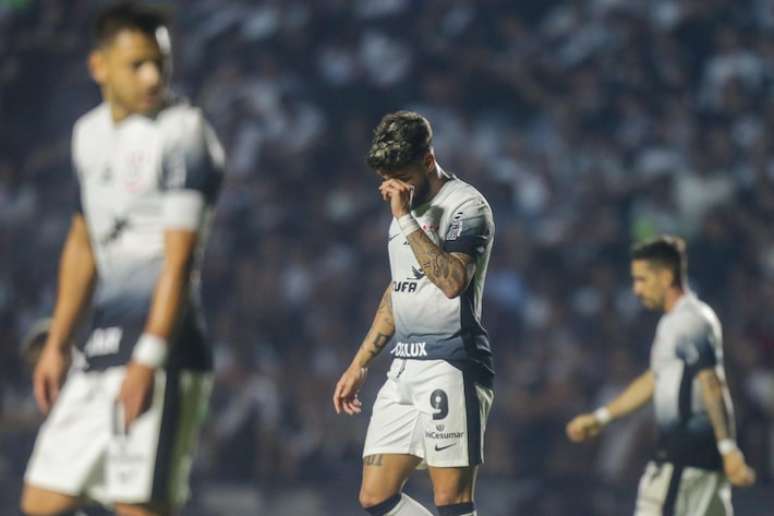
[566,236,755,516]
[333,111,495,516]
[20,3,224,515]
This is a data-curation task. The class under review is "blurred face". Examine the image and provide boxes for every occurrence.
[630,259,671,311]
[377,154,435,208]
[90,29,168,119]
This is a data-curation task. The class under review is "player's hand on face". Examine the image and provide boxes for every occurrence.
[378,179,413,219]
[566,413,604,442]
[723,449,756,487]
[33,344,72,415]
[333,365,368,416]
[117,361,155,431]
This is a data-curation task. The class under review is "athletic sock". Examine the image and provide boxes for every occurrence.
[365,493,434,515]
[437,501,476,516]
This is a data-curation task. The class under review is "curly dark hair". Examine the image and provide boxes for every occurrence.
[631,235,687,287]
[367,111,433,172]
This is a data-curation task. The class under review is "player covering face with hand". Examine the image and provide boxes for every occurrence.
[566,236,754,516]
[333,111,495,516]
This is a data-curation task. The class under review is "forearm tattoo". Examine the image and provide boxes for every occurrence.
[702,372,732,441]
[406,229,468,296]
[362,287,395,362]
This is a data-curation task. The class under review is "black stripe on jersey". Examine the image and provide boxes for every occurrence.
[678,364,693,424]
[458,275,494,385]
[443,236,487,258]
[462,367,483,466]
[151,368,181,502]
[663,464,684,516]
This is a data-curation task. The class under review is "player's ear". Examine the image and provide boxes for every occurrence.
[423,152,436,175]
[660,267,674,289]
[88,50,108,85]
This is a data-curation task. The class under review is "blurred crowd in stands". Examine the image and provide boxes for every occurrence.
[2,1,774,514]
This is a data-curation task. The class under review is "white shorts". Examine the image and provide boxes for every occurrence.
[25,366,212,508]
[634,461,733,516]
[363,359,494,468]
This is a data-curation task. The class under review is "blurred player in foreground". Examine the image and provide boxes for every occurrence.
[567,236,754,516]
[21,2,224,515]
[333,111,495,516]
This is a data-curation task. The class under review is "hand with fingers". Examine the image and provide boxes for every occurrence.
[333,365,368,416]
[378,179,413,219]
[116,361,155,432]
[33,344,72,415]
[723,448,756,487]
[566,413,605,443]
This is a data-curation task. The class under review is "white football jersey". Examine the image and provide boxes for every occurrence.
[649,293,731,469]
[387,174,494,381]
[72,99,224,370]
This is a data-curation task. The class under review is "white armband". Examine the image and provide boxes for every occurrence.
[718,438,738,456]
[397,214,420,236]
[594,407,612,426]
[132,333,168,368]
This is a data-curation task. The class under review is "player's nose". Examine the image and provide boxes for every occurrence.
[139,61,162,89]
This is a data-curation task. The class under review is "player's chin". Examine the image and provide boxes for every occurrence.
[136,96,163,114]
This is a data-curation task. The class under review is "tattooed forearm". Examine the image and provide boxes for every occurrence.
[352,286,395,368]
[406,229,471,298]
[700,370,732,441]
[365,332,391,361]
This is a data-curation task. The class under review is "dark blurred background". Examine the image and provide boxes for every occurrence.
[2,1,774,515]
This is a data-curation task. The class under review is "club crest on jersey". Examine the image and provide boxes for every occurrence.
[391,341,428,357]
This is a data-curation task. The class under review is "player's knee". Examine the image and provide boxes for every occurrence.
[359,489,400,511]
[19,488,75,515]
[360,491,401,515]
[433,488,471,507]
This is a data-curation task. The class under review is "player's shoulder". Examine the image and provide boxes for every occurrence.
[442,177,492,212]
[156,98,210,136]
[73,103,111,140]
[662,294,719,338]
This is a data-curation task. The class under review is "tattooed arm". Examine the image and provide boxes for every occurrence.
[350,285,396,369]
[333,285,394,415]
[697,369,756,486]
[405,229,475,298]
[698,369,733,442]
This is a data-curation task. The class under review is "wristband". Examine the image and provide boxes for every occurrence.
[718,438,738,456]
[594,407,612,426]
[397,214,421,236]
[132,333,168,368]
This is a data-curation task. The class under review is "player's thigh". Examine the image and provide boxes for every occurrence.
[20,484,82,515]
[634,461,681,516]
[415,361,493,469]
[674,468,729,516]
[108,369,211,508]
[427,465,477,506]
[360,453,423,507]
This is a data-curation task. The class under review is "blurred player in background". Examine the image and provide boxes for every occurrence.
[20,2,224,515]
[333,111,495,516]
[566,236,755,516]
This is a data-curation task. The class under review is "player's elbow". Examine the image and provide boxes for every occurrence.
[441,283,465,299]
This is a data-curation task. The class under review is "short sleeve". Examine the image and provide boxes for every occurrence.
[442,197,493,258]
[161,111,225,231]
[71,126,84,214]
[675,324,717,370]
